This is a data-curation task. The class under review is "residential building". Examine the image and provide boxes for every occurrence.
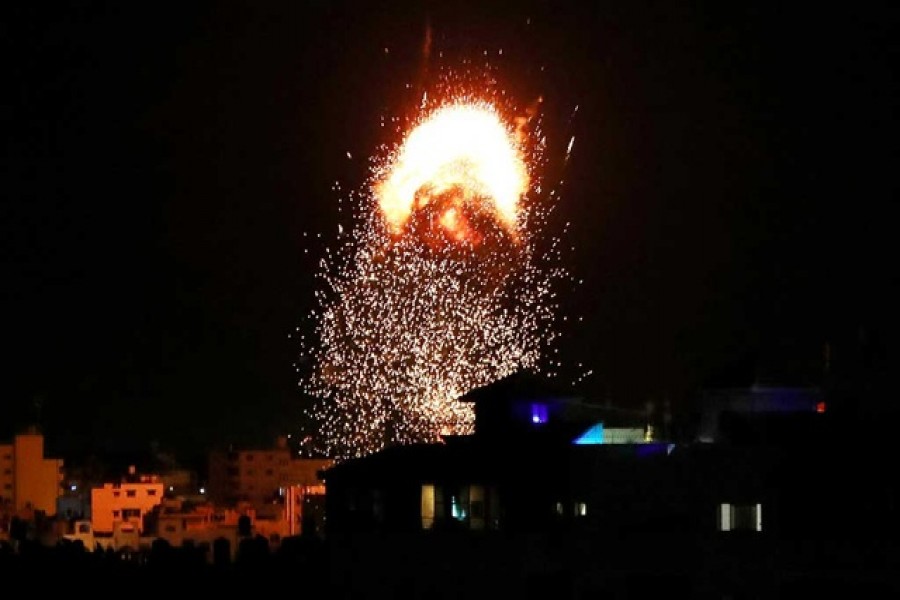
[0,427,64,516]
[208,436,332,508]
[322,371,897,597]
[91,467,164,535]
[696,384,824,443]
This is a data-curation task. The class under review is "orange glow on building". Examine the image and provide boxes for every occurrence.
[91,472,164,535]
[208,437,332,506]
[0,428,63,516]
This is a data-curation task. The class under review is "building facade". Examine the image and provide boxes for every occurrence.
[91,471,164,535]
[208,437,332,507]
[0,428,64,516]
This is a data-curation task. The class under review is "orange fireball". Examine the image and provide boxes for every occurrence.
[376,103,529,246]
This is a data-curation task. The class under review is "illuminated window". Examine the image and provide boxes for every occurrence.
[575,502,587,517]
[555,502,564,516]
[451,495,464,519]
[718,503,762,532]
[421,484,435,529]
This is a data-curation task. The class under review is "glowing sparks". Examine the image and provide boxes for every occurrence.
[296,75,568,460]
[376,103,528,238]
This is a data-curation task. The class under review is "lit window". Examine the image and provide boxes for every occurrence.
[718,503,762,532]
[421,484,435,529]
[555,502,564,515]
[575,502,587,517]
[450,495,464,520]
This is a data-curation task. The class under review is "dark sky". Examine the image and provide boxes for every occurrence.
[3,1,896,461]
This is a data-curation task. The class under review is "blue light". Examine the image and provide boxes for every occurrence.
[635,442,671,457]
[573,423,604,445]
[531,403,549,425]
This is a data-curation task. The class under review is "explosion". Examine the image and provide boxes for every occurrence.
[377,103,528,242]
[296,81,568,460]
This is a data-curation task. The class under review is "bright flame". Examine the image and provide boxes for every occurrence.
[297,83,569,460]
[377,103,529,237]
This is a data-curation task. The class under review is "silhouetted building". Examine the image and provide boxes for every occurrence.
[323,372,899,597]
[697,384,825,444]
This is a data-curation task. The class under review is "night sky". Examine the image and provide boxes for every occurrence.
[3,1,895,462]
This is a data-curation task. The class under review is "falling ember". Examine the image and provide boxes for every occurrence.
[377,103,528,242]
[297,83,568,461]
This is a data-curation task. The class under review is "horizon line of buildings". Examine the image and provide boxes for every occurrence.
[0,430,332,554]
